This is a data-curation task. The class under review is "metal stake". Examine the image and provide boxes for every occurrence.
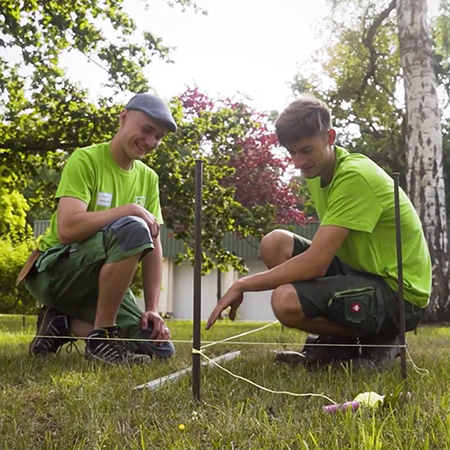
[393,172,407,380]
[192,160,203,401]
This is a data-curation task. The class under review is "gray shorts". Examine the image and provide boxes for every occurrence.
[291,234,424,337]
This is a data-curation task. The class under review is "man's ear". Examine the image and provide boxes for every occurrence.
[119,110,128,126]
[327,128,337,145]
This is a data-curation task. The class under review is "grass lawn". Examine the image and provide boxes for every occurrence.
[1,315,450,449]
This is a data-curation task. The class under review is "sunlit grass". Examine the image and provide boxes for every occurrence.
[1,315,449,449]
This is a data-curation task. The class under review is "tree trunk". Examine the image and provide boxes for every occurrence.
[397,0,450,321]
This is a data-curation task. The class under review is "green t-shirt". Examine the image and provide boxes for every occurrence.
[39,142,163,251]
[306,146,431,308]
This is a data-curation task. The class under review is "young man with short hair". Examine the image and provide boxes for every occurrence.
[206,96,431,367]
[21,93,177,365]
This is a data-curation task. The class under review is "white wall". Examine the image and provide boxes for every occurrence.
[136,259,276,321]
[171,260,275,321]
[238,261,276,321]
[172,262,219,320]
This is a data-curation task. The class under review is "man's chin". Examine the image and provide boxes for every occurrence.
[132,151,145,160]
[302,172,318,179]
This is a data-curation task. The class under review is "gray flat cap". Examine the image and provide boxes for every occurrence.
[125,93,177,132]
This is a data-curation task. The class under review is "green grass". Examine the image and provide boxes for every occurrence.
[1,315,450,449]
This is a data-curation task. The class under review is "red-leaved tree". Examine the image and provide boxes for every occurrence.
[178,87,307,228]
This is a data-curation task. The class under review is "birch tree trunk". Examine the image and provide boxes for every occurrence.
[397,0,450,321]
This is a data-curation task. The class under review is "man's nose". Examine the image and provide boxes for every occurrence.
[292,153,305,168]
[145,134,157,149]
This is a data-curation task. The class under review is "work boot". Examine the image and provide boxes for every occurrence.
[85,326,151,365]
[275,335,361,366]
[29,306,76,356]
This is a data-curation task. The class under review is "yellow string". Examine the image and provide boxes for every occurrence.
[192,348,337,404]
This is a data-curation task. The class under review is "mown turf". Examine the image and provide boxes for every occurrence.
[1,315,449,449]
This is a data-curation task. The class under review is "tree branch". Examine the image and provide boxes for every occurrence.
[357,0,397,101]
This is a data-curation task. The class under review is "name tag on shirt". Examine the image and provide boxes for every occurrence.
[97,192,112,207]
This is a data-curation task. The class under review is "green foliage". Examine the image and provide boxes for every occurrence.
[290,175,317,218]
[23,152,68,223]
[432,0,450,102]
[0,163,35,242]
[0,0,304,278]
[0,238,36,314]
[292,0,450,194]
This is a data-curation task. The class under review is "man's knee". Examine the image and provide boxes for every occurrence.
[104,216,154,253]
[271,284,305,328]
[259,230,294,268]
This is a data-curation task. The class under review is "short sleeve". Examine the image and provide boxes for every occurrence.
[55,150,95,205]
[146,172,163,225]
[321,171,382,233]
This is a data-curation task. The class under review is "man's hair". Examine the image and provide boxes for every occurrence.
[275,96,332,146]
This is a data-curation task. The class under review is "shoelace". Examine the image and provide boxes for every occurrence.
[56,339,80,356]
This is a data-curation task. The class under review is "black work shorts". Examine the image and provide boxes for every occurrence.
[291,234,424,336]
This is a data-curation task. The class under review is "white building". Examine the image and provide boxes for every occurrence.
[33,221,319,321]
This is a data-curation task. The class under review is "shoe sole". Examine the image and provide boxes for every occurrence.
[84,347,152,366]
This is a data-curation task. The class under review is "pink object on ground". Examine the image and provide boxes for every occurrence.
[322,400,360,413]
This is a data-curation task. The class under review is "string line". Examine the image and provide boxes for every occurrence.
[192,348,337,404]
[200,321,278,349]
[8,333,410,349]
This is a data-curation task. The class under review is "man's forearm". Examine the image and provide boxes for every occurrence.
[57,204,136,244]
[142,236,163,312]
[237,248,327,293]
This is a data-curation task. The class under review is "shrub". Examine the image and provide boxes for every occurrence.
[0,238,38,314]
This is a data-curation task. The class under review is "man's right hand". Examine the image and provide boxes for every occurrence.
[206,284,244,330]
[129,203,160,238]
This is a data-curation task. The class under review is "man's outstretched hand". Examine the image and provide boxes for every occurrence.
[205,285,244,330]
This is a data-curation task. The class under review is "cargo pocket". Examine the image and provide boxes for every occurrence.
[35,244,70,273]
[68,232,106,267]
[327,287,380,334]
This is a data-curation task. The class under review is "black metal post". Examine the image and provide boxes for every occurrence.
[192,160,203,401]
[393,173,407,380]
[217,268,222,303]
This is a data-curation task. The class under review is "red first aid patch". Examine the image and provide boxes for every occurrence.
[351,302,361,313]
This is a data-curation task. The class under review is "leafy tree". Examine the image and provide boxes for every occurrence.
[179,87,306,228]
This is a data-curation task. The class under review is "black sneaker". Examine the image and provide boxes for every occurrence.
[275,335,361,366]
[84,327,151,365]
[29,306,76,356]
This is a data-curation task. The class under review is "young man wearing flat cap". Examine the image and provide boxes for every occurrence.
[21,94,177,364]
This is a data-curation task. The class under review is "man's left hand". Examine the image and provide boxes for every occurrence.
[141,310,171,345]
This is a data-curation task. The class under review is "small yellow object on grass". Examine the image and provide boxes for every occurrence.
[353,391,385,408]
[178,424,186,431]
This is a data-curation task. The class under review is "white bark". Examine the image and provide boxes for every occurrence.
[397,0,450,319]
